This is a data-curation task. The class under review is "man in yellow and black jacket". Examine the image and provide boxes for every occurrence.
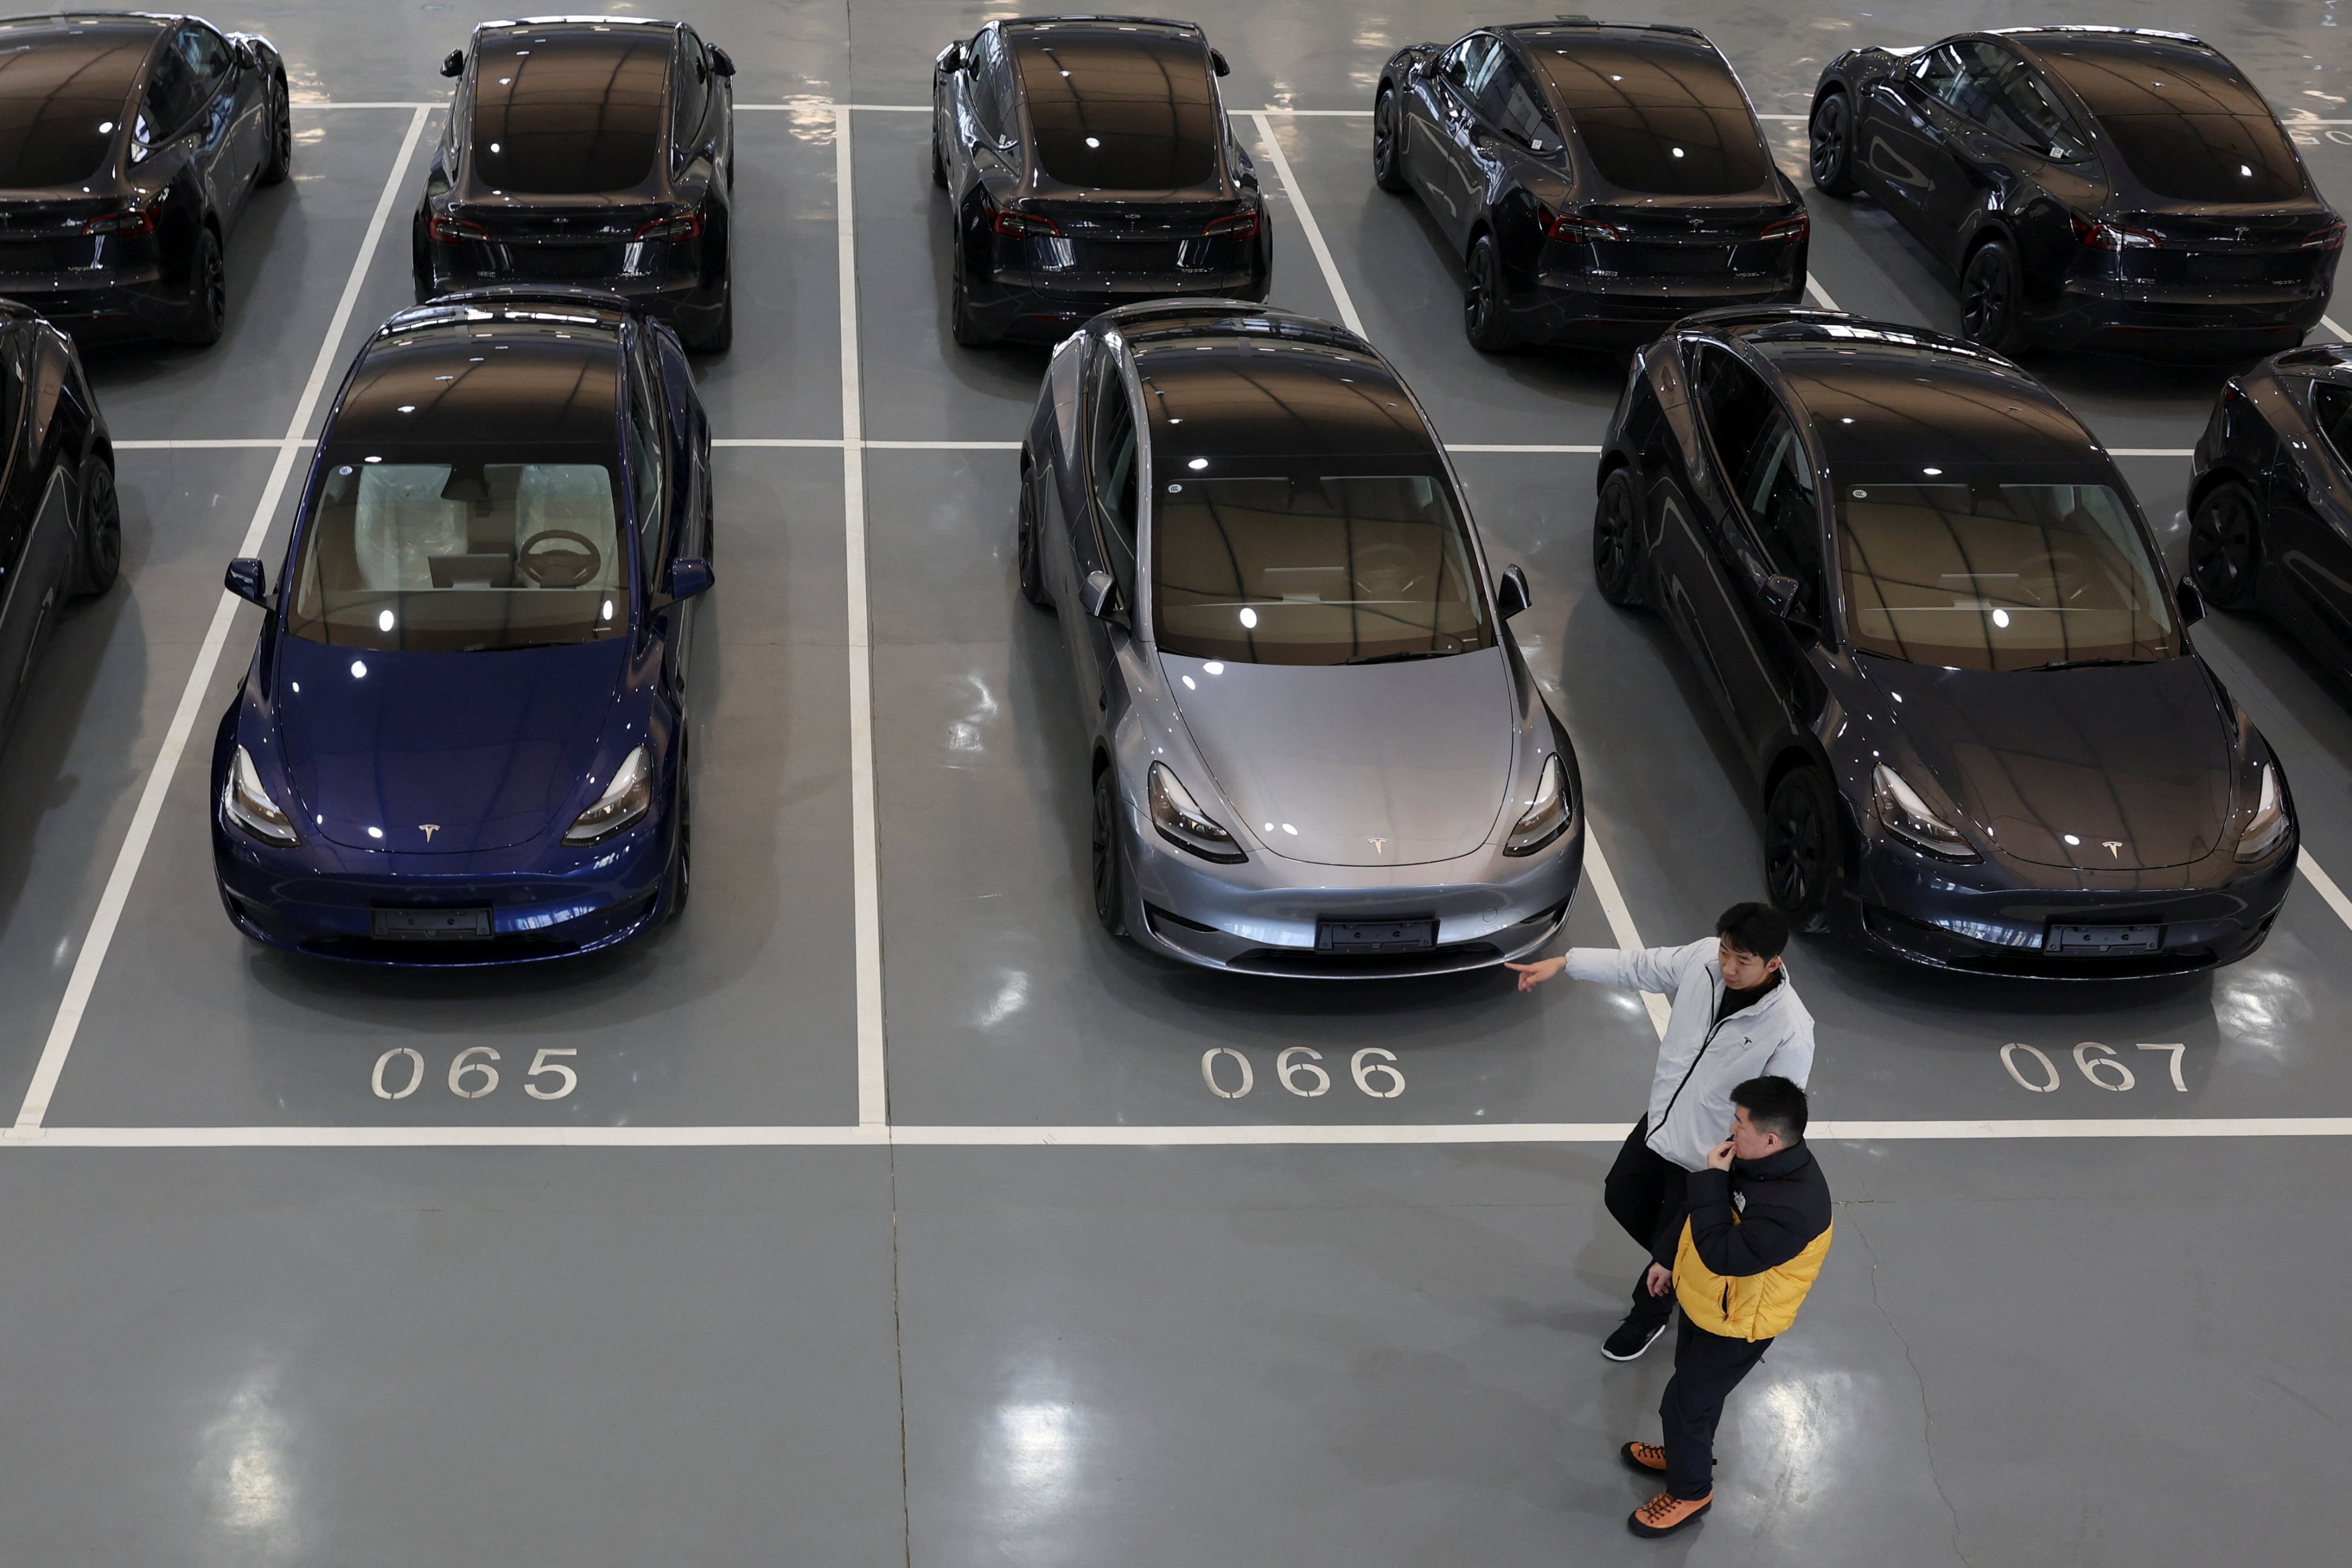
[1623,1075,1832,1540]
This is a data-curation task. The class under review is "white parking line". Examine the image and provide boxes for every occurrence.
[1447,443,1602,453]
[114,439,317,450]
[1247,110,1366,337]
[6,107,433,1140]
[1804,277,1843,312]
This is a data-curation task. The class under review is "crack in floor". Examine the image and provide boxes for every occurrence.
[1844,1206,1973,1567]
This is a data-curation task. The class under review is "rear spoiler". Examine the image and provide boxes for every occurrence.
[379,285,638,336]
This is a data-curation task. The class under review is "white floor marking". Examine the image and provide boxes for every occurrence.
[1804,277,1842,313]
[836,105,889,1130]
[291,100,437,109]
[2297,853,2352,931]
[7,107,434,1138]
[2107,448,2196,457]
[2325,314,2349,341]
[1247,110,1366,338]
[1257,107,1371,116]
[114,438,316,450]
[1448,443,1602,454]
[864,439,1022,450]
[1578,840,1671,1038]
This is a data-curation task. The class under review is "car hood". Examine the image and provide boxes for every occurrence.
[1164,649,1515,867]
[1859,656,2234,870]
[273,636,625,854]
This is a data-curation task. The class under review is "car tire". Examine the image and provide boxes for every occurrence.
[258,76,291,186]
[689,271,733,353]
[76,455,121,597]
[1464,233,1519,353]
[1372,88,1410,194]
[949,231,993,347]
[2190,480,2263,609]
[1959,237,2029,356]
[1593,468,1648,611]
[1808,91,1856,198]
[1764,767,1839,935]
[931,126,948,188]
[176,227,227,347]
[664,758,692,921]
[1017,470,1052,608]
[1091,766,1127,939]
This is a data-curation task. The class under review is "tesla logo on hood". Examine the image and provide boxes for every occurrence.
[419,824,441,842]
[2103,840,2125,857]
[1368,836,1389,855]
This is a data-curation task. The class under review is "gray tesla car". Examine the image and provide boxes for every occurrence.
[1015,300,1585,976]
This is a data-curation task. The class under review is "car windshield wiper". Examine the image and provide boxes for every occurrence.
[1337,647,1458,666]
[2021,656,2157,672]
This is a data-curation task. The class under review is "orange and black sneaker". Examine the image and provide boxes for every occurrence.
[1620,1440,1667,1475]
[1627,1490,1712,1539]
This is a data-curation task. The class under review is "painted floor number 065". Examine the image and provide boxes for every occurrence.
[2000,1041,2186,1094]
[372,1046,580,1101]
[1202,1046,1405,1100]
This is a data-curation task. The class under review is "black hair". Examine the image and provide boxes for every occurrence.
[1732,1075,1808,1143]
[1716,901,1789,963]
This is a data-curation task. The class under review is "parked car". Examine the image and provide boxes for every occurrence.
[1808,26,2340,357]
[1594,306,2294,975]
[1372,18,1806,351]
[210,288,713,964]
[415,17,736,351]
[1017,298,1583,975]
[932,16,1269,346]
[0,10,288,345]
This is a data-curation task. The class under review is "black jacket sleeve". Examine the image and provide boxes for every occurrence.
[1681,1168,1816,1279]
[1648,1196,1685,1269]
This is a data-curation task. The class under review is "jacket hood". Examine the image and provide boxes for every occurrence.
[273,636,627,854]
[1163,648,1515,867]
[1858,655,2234,870]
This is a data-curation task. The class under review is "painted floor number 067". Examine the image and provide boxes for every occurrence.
[1202,1046,1405,1100]
[2000,1041,2186,1094]
[372,1046,580,1101]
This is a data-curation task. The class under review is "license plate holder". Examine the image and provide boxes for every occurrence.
[1316,917,1436,955]
[2046,923,2161,955]
[372,906,493,941]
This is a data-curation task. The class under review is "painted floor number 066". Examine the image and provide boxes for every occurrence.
[1202,1046,1405,1100]
[2000,1041,2186,1094]
[372,1046,580,1101]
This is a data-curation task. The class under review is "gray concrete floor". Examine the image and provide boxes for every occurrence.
[0,0,2343,1561]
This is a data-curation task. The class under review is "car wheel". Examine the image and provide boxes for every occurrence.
[664,755,692,921]
[1959,238,2027,356]
[1463,233,1519,353]
[2190,480,2262,609]
[1090,766,1127,939]
[1593,468,1648,611]
[1017,472,1052,608]
[949,230,995,347]
[258,76,291,186]
[1808,91,1855,198]
[1372,88,1410,194]
[931,126,948,188]
[689,270,733,353]
[176,228,227,347]
[1764,768,1839,935]
[76,455,121,597]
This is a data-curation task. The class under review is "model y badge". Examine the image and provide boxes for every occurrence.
[2104,840,2125,857]
[419,824,441,842]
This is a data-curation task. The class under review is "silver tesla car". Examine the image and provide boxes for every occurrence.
[1015,300,1586,976]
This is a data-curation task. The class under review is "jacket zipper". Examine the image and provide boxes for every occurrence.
[1656,972,1731,1136]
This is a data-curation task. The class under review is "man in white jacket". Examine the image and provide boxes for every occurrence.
[1508,902,1816,1361]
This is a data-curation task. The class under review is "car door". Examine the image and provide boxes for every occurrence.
[1466,44,1561,218]
[1069,353,1140,723]
[1408,34,1492,244]
[2270,376,2352,665]
[670,30,711,180]
[1859,43,1965,245]
[173,21,250,214]
[624,346,689,696]
[0,329,69,736]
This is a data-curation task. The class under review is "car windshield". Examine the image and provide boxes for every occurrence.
[2036,40,2303,202]
[1013,32,1218,190]
[0,27,149,187]
[469,30,667,194]
[285,450,630,653]
[1528,38,1771,195]
[1836,481,2178,670]
[1150,468,1493,666]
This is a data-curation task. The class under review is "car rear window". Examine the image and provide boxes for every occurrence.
[1151,467,1493,665]
[0,27,152,187]
[470,29,667,194]
[1011,30,1219,190]
[1527,37,1771,195]
[2036,40,2303,202]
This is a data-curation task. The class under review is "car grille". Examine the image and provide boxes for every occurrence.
[1229,942,1502,976]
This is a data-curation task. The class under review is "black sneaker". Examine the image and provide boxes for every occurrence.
[1601,1316,1669,1362]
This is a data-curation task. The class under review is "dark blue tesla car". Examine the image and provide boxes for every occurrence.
[210,287,713,963]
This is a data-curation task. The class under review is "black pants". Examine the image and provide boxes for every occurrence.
[1603,1117,1687,1328]
[1660,1317,1772,1499]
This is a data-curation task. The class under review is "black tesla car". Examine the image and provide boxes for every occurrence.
[1808,26,2340,358]
[1593,307,2295,976]
[0,299,118,746]
[1372,20,1806,352]
[415,17,737,352]
[930,16,1270,347]
[2187,343,2352,684]
[0,11,288,346]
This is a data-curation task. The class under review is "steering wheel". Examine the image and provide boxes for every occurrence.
[517,529,601,588]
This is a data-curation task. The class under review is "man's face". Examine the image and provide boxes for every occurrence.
[1718,937,1782,990]
[1729,1104,1783,1161]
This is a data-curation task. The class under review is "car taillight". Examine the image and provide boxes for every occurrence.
[1202,210,1259,238]
[82,208,153,236]
[1545,208,1624,242]
[992,207,1060,237]
[2071,215,2160,250]
[2300,221,2346,250]
[1760,213,1810,244]
[428,214,489,243]
[635,211,704,242]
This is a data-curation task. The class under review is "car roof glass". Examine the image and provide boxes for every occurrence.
[1010,26,1218,190]
[334,323,622,452]
[1519,33,1770,195]
[0,21,158,187]
[2030,37,2302,202]
[1134,345,1437,459]
[470,26,669,195]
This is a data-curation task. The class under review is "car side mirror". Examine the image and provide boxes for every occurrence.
[937,40,970,74]
[2176,575,2207,627]
[707,45,736,79]
[1760,573,1803,619]
[1496,563,1531,620]
[233,40,257,71]
[1210,48,1231,78]
[670,558,714,600]
[225,557,269,607]
[440,49,466,79]
[1080,569,1121,620]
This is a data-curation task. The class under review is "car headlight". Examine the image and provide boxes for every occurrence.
[1504,753,1571,856]
[1148,762,1245,863]
[1872,763,1978,861]
[565,746,652,844]
[2236,762,2289,861]
[222,744,299,845]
